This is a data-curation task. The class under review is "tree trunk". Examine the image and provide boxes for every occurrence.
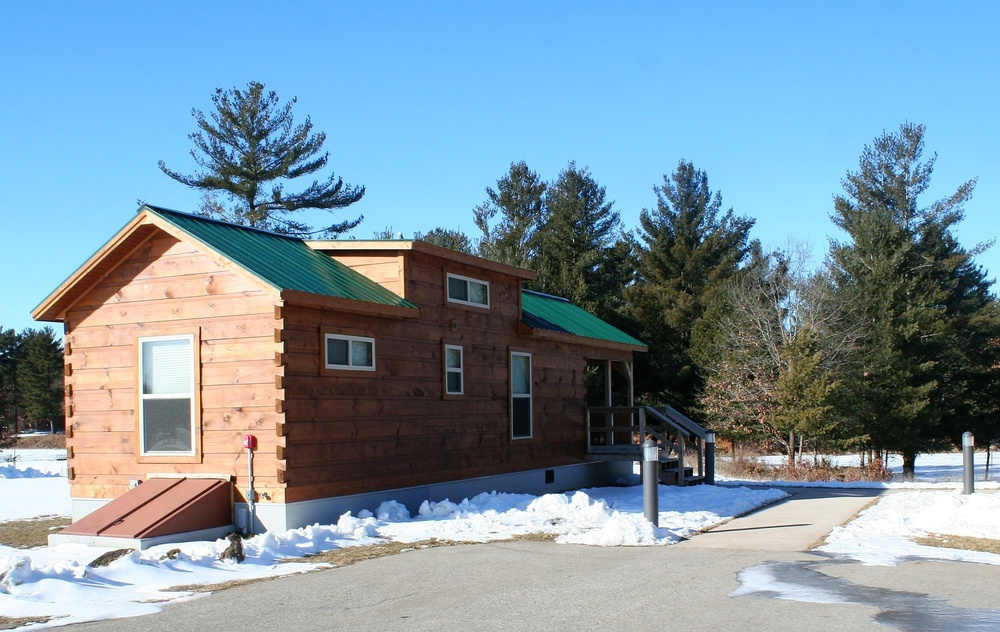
[901,450,916,481]
[788,430,795,468]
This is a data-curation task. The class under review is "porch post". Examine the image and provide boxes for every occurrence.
[626,361,634,406]
[604,360,613,406]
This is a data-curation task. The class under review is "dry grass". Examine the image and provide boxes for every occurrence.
[280,537,469,567]
[0,615,57,630]
[913,533,1000,555]
[0,516,71,549]
[718,455,892,483]
[511,532,558,542]
[163,576,283,595]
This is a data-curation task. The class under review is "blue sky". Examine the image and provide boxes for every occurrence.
[2,1,998,334]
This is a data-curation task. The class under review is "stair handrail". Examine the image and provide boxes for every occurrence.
[660,405,710,440]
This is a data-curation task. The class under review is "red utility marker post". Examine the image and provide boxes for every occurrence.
[243,435,258,534]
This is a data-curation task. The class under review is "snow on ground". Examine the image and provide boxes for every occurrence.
[1,450,999,628]
[817,490,1000,566]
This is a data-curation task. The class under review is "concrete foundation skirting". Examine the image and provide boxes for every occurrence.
[69,461,634,537]
[248,460,633,533]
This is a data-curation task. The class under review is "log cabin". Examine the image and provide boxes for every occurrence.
[33,205,650,539]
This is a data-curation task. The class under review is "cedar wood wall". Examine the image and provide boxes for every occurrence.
[61,235,633,506]
[63,234,284,502]
[280,249,633,503]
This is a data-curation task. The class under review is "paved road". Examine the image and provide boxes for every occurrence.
[69,488,1000,632]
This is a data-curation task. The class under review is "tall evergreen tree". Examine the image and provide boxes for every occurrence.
[828,123,998,479]
[159,81,364,237]
[0,327,22,438]
[16,328,64,433]
[473,161,546,269]
[416,227,474,254]
[630,161,756,410]
[533,163,628,315]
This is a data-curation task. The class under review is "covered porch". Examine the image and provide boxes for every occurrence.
[584,358,715,486]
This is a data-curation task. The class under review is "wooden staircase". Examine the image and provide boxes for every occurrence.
[585,405,715,486]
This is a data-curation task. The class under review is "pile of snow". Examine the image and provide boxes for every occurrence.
[372,485,786,546]
[0,465,61,479]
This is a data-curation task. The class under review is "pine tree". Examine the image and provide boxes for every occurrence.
[416,227,474,254]
[0,327,22,438]
[630,161,756,410]
[159,82,364,237]
[828,123,997,479]
[772,326,840,461]
[473,161,546,269]
[16,328,64,433]
[533,163,627,315]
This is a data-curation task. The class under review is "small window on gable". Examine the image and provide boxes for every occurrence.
[447,273,490,308]
[445,344,464,395]
[325,334,375,371]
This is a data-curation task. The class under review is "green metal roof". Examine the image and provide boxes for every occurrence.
[521,290,645,348]
[146,206,416,309]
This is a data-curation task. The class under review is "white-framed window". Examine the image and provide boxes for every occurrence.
[511,351,532,439]
[445,344,464,395]
[139,334,196,455]
[325,334,376,371]
[447,273,490,308]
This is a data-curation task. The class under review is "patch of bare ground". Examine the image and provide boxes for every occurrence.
[280,537,470,567]
[162,576,285,595]
[12,434,66,450]
[0,516,71,549]
[913,533,1000,555]
[511,532,557,542]
[0,615,58,630]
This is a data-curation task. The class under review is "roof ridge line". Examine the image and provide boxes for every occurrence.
[143,205,305,242]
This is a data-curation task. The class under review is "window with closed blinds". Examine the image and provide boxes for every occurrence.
[139,335,195,455]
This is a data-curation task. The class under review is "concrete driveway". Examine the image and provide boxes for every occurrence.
[69,487,1000,632]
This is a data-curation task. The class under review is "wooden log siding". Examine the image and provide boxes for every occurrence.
[323,253,406,298]
[63,233,285,503]
[278,249,632,503]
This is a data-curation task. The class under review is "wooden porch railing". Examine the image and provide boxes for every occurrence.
[586,405,714,486]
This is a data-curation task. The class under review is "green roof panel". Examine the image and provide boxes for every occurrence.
[146,206,416,309]
[521,290,645,348]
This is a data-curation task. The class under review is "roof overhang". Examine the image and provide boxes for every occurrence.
[32,207,297,323]
[33,208,165,322]
[519,322,647,354]
[280,289,419,319]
